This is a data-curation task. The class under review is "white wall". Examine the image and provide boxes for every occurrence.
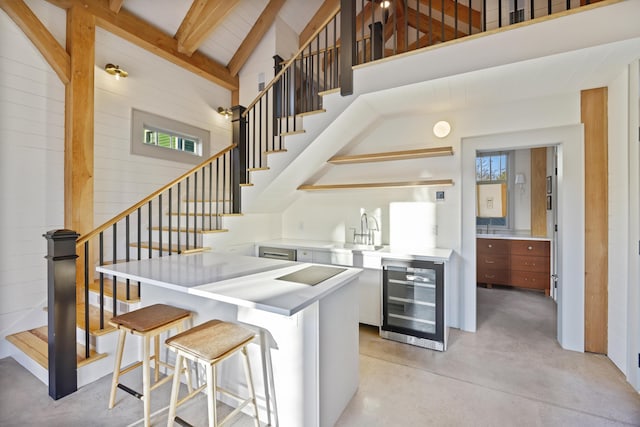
[93,28,232,226]
[513,149,531,231]
[0,2,67,356]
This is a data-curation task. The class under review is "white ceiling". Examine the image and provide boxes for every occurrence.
[122,0,325,66]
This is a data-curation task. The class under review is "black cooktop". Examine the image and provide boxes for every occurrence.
[275,265,347,286]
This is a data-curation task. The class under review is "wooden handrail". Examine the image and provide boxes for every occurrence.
[242,5,340,115]
[76,144,236,246]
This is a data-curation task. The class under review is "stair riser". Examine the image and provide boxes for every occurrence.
[166,214,227,229]
[181,201,232,213]
[86,289,141,315]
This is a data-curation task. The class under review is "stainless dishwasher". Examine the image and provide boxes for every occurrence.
[258,246,297,261]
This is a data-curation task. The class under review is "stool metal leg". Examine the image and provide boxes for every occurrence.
[109,329,127,409]
[142,335,151,427]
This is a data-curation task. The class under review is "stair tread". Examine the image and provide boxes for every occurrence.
[168,212,243,217]
[280,129,305,137]
[129,242,210,254]
[150,226,229,234]
[7,326,108,370]
[265,149,287,154]
[89,278,140,303]
[77,303,116,336]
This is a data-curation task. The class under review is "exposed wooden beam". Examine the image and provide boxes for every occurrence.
[46,0,238,90]
[65,4,95,235]
[417,0,481,30]
[0,0,71,84]
[228,0,286,76]
[108,0,123,13]
[329,146,453,164]
[406,6,467,42]
[298,179,454,191]
[175,0,240,56]
[299,0,340,47]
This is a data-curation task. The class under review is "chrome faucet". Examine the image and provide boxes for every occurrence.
[353,212,379,245]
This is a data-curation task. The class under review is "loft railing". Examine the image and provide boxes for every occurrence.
[241,7,342,181]
[74,144,238,358]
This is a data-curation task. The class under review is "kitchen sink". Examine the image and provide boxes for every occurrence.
[341,243,384,251]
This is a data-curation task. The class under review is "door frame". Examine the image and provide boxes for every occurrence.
[460,124,585,352]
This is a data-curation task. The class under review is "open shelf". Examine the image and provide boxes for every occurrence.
[298,179,454,191]
[328,146,453,164]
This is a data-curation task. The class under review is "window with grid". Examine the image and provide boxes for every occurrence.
[476,152,510,227]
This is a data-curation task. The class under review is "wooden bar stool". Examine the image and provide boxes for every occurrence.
[165,319,260,427]
[108,304,192,427]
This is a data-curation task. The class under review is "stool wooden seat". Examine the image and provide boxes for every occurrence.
[108,304,192,427]
[166,319,260,427]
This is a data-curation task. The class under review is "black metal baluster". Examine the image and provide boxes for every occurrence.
[404,0,408,49]
[530,0,534,19]
[112,223,117,316]
[266,91,270,152]
[84,242,90,359]
[177,183,181,253]
[416,0,420,48]
[498,0,502,27]
[126,215,130,300]
[216,157,220,227]
[469,0,472,35]
[158,194,163,257]
[186,178,190,250]
[547,0,551,15]
[148,201,152,258]
[209,163,213,230]
[258,99,262,168]
[168,189,172,255]
[137,208,141,299]
[223,152,227,214]
[441,0,445,40]
[99,232,104,330]
[454,0,458,38]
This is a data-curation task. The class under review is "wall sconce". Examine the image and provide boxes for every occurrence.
[104,63,128,80]
[217,107,232,120]
[432,120,451,138]
[515,173,526,195]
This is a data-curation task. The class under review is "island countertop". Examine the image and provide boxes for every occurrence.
[96,252,362,317]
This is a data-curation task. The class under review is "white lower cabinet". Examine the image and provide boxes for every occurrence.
[357,268,382,327]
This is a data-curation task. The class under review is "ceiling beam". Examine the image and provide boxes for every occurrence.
[108,0,123,13]
[0,0,71,84]
[417,0,481,30]
[175,0,240,56]
[299,0,340,47]
[227,0,286,76]
[45,0,238,90]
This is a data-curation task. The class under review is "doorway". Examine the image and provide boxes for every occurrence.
[460,125,585,352]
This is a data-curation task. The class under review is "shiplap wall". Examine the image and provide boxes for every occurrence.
[0,2,233,356]
[0,2,67,354]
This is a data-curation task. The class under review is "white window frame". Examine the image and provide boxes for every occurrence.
[131,109,210,165]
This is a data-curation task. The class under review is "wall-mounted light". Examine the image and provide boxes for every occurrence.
[217,107,232,120]
[432,120,451,138]
[515,173,526,195]
[104,63,128,80]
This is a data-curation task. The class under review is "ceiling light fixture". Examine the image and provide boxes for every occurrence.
[432,120,451,138]
[380,0,391,8]
[217,107,232,120]
[104,63,128,80]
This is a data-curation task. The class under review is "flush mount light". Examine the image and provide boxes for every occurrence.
[432,120,451,138]
[217,107,232,120]
[104,63,128,80]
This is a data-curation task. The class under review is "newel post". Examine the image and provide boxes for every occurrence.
[231,105,247,214]
[44,229,80,400]
[340,0,355,96]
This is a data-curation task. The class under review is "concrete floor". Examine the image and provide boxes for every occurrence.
[1,286,639,426]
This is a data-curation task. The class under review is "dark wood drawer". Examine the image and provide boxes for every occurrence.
[510,270,550,290]
[510,240,550,257]
[476,267,509,285]
[477,254,509,268]
[511,255,549,273]
[477,238,509,255]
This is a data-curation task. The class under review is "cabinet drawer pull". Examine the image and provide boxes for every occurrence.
[485,274,496,279]
[484,260,495,264]
[527,246,533,250]
[488,244,493,248]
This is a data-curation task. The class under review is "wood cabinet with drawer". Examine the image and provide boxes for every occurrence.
[477,238,551,295]
[510,240,551,295]
[476,238,510,286]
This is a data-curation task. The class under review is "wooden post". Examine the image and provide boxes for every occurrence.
[530,147,547,237]
[581,87,608,354]
[44,229,80,400]
[340,0,355,96]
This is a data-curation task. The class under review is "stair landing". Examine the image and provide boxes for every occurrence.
[6,326,107,369]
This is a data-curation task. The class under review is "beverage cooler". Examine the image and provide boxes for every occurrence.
[380,258,447,351]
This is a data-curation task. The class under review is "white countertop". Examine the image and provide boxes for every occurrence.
[96,252,362,316]
[258,239,453,262]
[476,232,551,241]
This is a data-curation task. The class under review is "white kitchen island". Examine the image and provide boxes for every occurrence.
[97,252,362,427]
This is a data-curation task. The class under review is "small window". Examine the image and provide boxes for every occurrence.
[131,109,210,165]
[476,151,510,227]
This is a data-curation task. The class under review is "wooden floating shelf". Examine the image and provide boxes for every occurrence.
[298,179,454,191]
[328,146,453,164]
